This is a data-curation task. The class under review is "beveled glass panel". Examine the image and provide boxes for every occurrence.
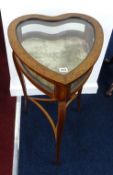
[15,55,54,93]
[16,18,95,75]
[23,65,54,92]
[71,69,91,92]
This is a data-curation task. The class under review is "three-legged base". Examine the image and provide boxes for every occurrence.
[24,89,82,164]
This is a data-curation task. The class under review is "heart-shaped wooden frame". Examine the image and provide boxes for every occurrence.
[8,13,103,86]
[8,14,104,163]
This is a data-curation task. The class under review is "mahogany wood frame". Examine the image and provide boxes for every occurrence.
[8,13,103,163]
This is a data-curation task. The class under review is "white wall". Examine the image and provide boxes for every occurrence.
[1,0,113,96]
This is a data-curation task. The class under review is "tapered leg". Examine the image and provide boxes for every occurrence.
[13,52,28,111]
[55,101,66,163]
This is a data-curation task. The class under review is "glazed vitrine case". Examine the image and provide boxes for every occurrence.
[8,13,103,163]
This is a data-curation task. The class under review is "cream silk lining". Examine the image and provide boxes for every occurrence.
[22,36,89,74]
[22,36,90,91]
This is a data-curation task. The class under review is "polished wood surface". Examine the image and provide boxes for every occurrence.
[8,13,103,85]
[8,13,104,163]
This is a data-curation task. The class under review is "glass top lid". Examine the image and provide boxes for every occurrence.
[16,18,95,74]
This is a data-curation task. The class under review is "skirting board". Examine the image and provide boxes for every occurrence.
[10,82,98,97]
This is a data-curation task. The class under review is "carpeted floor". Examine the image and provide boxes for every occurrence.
[18,62,113,175]
[0,13,16,175]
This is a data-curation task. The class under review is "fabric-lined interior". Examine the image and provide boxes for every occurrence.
[22,31,92,74]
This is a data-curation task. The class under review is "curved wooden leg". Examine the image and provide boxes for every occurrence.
[13,52,28,112]
[55,101,66,164]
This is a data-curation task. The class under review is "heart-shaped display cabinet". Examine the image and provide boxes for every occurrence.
[8,13,103,163]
